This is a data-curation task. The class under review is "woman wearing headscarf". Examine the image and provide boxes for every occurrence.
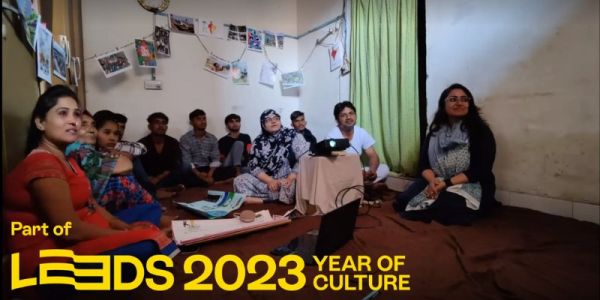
[234,109,310,204]
[393,83,499,225]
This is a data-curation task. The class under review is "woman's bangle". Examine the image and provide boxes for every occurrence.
[444,178,453,188]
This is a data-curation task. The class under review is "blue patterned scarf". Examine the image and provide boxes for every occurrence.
[248,109,297,176]
[428,121,469,169]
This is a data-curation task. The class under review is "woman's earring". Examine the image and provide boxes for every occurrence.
[35,119,44,131]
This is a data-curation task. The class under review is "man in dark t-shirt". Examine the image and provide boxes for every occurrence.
[289,111,317,169]
[290,110,317,150]
[138,112,182,188]
[218,114,252,174]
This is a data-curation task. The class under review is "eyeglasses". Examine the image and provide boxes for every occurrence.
[446,96,470,103]
[265,116,280,122]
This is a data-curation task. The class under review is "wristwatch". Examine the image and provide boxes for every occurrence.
[444,178,453,188]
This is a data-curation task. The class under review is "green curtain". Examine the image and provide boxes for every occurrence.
[351,0,420,176]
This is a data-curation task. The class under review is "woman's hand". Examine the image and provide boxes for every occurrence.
[280,174,296,187]
[433,179,447,194]
[108,217,131,231]
[424,178,442,199]
[129,221,157,231]
[267,179,280,192]
[424,183,437,199]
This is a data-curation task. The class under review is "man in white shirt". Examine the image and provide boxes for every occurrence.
[327,101,389,183]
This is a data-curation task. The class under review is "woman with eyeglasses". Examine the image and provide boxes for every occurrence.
[393,83,499,225]
[234,109,309,204]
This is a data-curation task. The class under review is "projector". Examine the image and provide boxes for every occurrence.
[312,138,350,156]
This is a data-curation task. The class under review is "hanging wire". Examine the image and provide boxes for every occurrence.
[83,3,347,73]
[84,33,153,61]
[262,45,280,73]
[299,43,319,71]
[194,34,211,55]
[235,44,248,62]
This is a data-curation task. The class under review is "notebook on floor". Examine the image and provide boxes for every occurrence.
[271,198,361,265]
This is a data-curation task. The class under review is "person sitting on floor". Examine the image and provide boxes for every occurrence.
[290,110,317,150]
[113,112,128,141]
[4,85,176,280]
[234,109,310,204]
[218,113,252,175]
[138,112,184,192]
[180,109,236,186]
[393,83,498,225]
[93,110,171,228]
[327,101,390,184]
[66,110,142,201]
[289,110,317,167]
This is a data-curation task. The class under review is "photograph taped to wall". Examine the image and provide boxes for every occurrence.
[96,49,132,78]
[259,61,277,87]
[198,19,227,39]
[231,60,249,85]
[281,70,304,89]
[154,26,171,56]
[36,23,52,84]
[214,22,229,39]
[238,25,247,42]
[135,39,158,68]
[52,41,67,81]
[264,31,276,47]
[227,24,239,41]
[329,40,344,71]
[204,54,231,79]
[169,13,195,34]
[197,19,215,36]
[247,27,263,52]
[17,0,40,49]
[227,24,247,42]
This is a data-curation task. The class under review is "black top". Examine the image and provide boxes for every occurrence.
[218,133,252,166]
[287,128,317,167]
[138,134,182,176]
[418,125,497,213]
[300,128,317,151]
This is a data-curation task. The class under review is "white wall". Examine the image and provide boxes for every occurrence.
[426,0,599,206]
[297,0,350,140]
[82,0,599,211]
[82,0,299,141]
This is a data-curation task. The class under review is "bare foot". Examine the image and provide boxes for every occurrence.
[244,196,264,204]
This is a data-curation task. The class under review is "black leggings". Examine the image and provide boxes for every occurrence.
[394,179,476,226]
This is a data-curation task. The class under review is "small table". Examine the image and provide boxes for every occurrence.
[294,154,363,215]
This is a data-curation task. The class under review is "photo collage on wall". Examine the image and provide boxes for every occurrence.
[87,9,349,90]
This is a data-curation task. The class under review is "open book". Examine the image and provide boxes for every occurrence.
[172,210,291,246]
[175,190,245,219]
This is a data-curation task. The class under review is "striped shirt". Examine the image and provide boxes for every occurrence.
[115,141,147,156]
[180,130,221,171]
